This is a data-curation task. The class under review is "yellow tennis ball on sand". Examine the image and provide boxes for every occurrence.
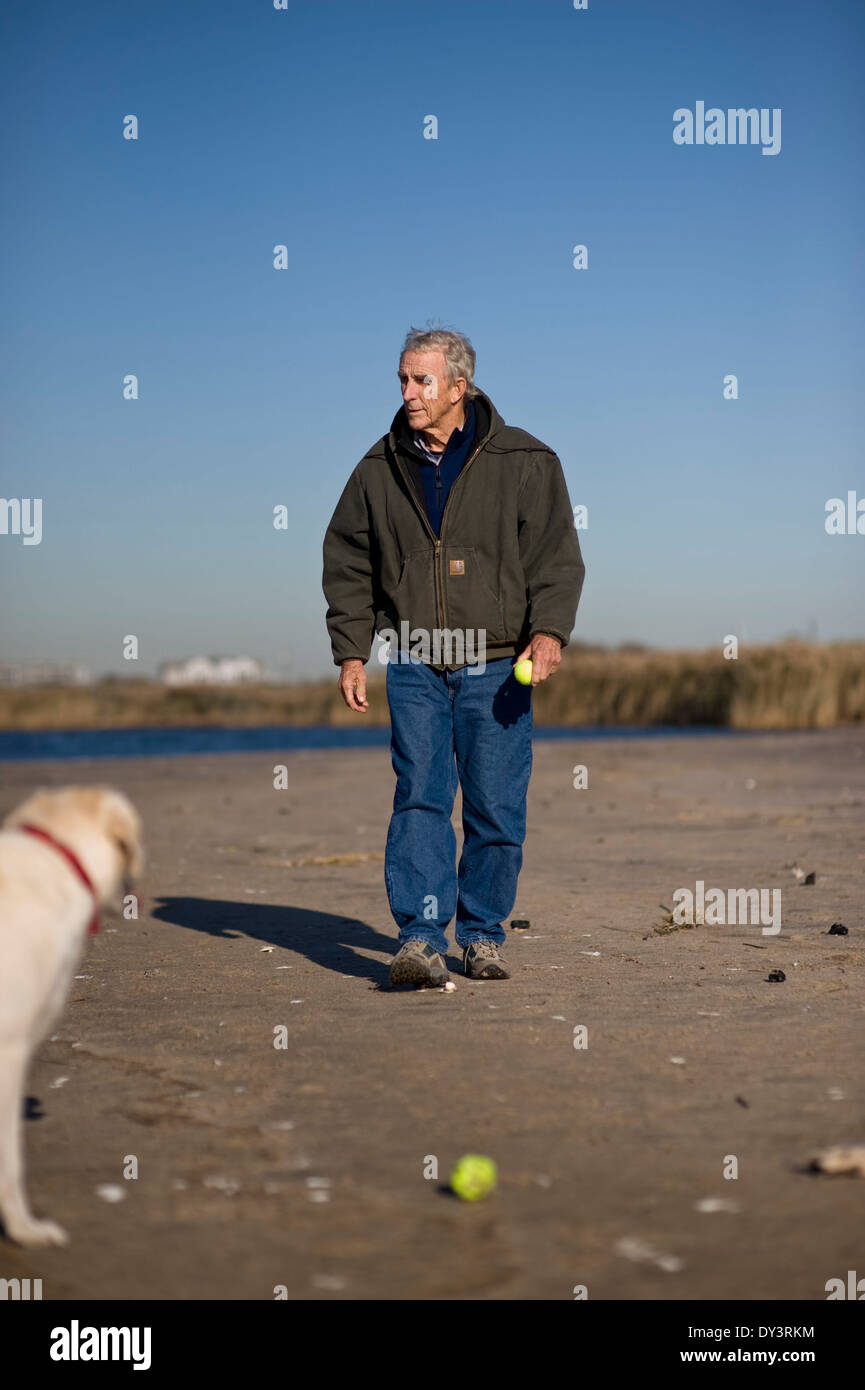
[450,1154,497,1201]
[513,659,533,685]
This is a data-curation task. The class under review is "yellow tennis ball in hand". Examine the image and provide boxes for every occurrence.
[513,659,533,685]
[450,1154,498,1201]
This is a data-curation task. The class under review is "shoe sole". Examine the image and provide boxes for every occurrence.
[464,960,511,980]
[389,956,449,989]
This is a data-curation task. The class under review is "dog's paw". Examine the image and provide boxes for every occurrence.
[9,1217,69,1248]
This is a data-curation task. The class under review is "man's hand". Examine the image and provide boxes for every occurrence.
[513,633,562,686]
[338,658,369,712]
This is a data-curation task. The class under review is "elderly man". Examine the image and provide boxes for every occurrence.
[322,327,585,988]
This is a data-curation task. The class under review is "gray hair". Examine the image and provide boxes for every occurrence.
[399,325,479,399]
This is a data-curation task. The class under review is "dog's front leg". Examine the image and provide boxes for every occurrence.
[0,1045,68,1247]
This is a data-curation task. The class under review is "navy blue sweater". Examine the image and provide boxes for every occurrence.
[408,400,477,537]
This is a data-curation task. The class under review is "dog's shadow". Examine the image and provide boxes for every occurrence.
[150,897,451,986]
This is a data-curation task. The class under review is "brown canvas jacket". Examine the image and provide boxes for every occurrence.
[322,388,586,671]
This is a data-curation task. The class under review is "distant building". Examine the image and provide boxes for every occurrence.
[158,655,265,686]
[0,661,93,687]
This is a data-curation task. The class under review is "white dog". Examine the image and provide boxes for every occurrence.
[0,786,144,1246]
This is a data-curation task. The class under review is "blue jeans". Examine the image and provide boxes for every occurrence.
[384,654,533,954]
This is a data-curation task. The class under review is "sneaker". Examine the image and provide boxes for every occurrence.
[462,940,511,980]
[389,939,450,989]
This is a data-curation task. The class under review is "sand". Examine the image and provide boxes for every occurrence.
[1,728,862,1300]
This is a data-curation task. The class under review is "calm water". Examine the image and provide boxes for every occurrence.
[0,723,739,763]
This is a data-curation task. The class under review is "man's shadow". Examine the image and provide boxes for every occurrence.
[150,897,460,986]
[491,669,532,726]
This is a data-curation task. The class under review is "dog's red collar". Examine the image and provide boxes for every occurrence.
[15,822,100,936]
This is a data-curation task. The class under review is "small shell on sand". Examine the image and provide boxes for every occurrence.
[810,1146,865,1177]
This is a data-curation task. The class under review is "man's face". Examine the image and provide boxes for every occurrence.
[398,350,462,430]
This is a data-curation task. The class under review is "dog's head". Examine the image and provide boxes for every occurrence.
[4,785,144,913]
[95,788,145,906]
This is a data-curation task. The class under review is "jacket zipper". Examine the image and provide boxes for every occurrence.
[435,439,485,633]
[390,422,490,638]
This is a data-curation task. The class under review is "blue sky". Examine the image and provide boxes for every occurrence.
[1,0,863,680]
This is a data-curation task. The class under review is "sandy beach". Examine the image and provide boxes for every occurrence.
[1,728,862,1301]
